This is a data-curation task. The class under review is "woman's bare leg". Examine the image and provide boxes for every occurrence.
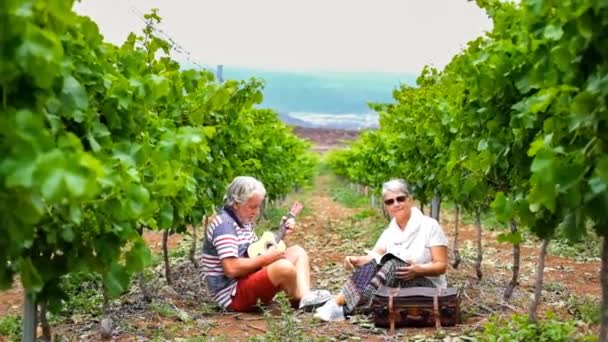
[335,293,346,306]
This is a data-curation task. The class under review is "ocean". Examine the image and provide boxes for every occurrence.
[222,66,417,130]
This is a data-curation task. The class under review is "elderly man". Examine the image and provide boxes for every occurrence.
[202,176,330,312]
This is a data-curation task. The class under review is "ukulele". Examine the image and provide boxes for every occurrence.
[247,202,304,257]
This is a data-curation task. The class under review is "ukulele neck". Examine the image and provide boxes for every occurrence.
[274,212,295,242]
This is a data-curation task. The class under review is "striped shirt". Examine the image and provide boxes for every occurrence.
[202,208,257,308]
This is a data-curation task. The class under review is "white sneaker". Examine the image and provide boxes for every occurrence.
[313,299,345,322]
[299,289,332,312]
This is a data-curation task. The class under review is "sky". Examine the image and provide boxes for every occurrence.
[74,0,493,74]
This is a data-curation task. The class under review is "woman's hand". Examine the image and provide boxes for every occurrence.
[395,264,422,280]
[396,246,448,279]
[344,255,371,269]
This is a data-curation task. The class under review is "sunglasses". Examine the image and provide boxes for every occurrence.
[384,195,408,206]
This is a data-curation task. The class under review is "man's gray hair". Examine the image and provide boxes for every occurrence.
[224,176,267,206]
[382,179,410,197]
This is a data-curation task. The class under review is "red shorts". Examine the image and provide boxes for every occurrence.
[229,268,280,312]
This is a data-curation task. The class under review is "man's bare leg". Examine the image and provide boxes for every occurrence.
[285,245,311,298]
[266,259,298,298]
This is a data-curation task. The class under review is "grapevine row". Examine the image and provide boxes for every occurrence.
[328,0,607,336]
[0,1,316,337]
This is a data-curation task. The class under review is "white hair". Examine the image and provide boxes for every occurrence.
[223,176,266,206]
[381,179,410,197]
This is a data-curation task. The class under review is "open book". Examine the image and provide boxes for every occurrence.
[370,250,412,265]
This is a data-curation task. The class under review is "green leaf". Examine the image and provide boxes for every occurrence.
[115,89,132,109]
[125,184,150,218]
[515,75,532,93]
[5,160,36,188]
[103,263,129,297]
[125,241,151,272]
[596,156,608,182]
[112,151,135,169]
[529,173,557,213]
[529,88,558,113]
[64,172,86,197]
[550,44,571,71]
[79,153,104,177]
[543,25,564,41]
[491,192,512,223]
[531,149,554,173]
[20,259,43,293]
[178,128,203,146]
[92,122,111,137]
[473,52,489,66]
[528,138,544,157]
[62,226,75,242]
[159,203,174,229]
[87,134,101,152]
[146,74,170,100]
[497,231,522,245]
[61,76,89,112]
[558,210,585,242]
[69,205,82,224]
[555,162,584,192]
[58,132,84,150]
[41,168,65,200]
[16,25,63,88]
[576,15,593,40]
[14,195,45,225]
[589,177,607,195]
[203,126,216,138]
[571,91,595,116]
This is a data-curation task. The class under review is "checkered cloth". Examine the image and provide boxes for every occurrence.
[342,257,435,315]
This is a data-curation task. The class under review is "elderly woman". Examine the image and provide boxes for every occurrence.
[202,176,330,312]
[314,179,448,322]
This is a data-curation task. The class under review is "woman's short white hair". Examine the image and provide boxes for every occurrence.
[382,179,410,197]
[224,176,266,206]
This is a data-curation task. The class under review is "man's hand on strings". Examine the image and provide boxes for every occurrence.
[281,216,296,235]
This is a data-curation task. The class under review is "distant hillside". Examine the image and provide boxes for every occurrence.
[277,112,317,128]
